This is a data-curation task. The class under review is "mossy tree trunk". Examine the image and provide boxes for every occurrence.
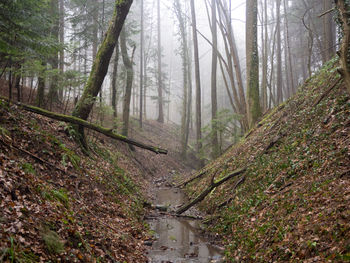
[246,0,261,127]
[72,0,133,145]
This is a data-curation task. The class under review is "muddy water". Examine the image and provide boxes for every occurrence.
[147,188,224,263]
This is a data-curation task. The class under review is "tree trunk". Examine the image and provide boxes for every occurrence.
[139,0,144,128]
[111,44,119,119]
[336,0,350,94]
[190,0,202,155]
[72,0,133,145]
[36,63,46,108]
[246,0,261,127]
[48,0,59,110]
[120,28,134,137]
[276,0,283,104]
[59,0,64,99]
[2,96,167,154]
[157,0,164,123]
[211,0,219,158]
[261,0,268,111]
[283,0,295,95]
[174,0,189,158]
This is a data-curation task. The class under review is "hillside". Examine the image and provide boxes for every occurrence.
[0,93,192,263]
[179,59,350,262]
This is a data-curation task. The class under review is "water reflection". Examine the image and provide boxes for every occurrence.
[147,188,223,263]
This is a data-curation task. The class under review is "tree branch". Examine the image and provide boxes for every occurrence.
[176,167,246,214]
[0,96,168,155]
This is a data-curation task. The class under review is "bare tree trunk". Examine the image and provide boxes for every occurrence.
[36,63,46,108]
[276,0,283,104]
[246,0,261,127]
[174,0,189,158]
[111,44,119,119]
[283,0,295,95]
[190,0,202,156]
[211,0,219,158]
[120,28,135,137]
[261,0,268,111]
[59,0,64,99]
[157,0,164,123]
[71,0,133,146]
[139,0,144,128]
[48,0,59,110]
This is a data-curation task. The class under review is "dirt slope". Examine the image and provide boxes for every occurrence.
[180,59,350,262]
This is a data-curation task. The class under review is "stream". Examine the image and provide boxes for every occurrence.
[146,187,224,263]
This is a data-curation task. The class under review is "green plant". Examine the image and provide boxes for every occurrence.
[21,163,36,175]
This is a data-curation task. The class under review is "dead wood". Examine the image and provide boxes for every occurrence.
[176,168,246,214]
[0,138,76,177]
[176,170,207,188]
[313,77,342,106]
[218,175,246,208]
[0,96,168,154]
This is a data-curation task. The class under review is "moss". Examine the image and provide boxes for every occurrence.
[42,230,64,255]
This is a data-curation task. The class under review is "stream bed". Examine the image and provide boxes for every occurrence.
[146,187,224,263]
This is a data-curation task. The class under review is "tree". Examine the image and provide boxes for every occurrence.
[120,27,135,137]
[210,0,220,158]
[156,0,164,123]
[246,0,261,127]
[335,0,350,93]
[190,0,202,156]
[72,0,133,146]
[139,0,144,128]
[174,0,190,157]
[111,44,119,119]
[276,0,283,104]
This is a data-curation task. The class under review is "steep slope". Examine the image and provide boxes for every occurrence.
[0,101,149,262]
[180,59,350,262]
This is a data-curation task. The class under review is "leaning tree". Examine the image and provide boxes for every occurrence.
[71,0,133,146]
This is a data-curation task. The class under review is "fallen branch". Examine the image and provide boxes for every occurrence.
[0,96,168,154]
[0,138,74,177]
[176,168,246,214]
[313,77,342,106]
[218,176,246,208]
[176,170,207,188]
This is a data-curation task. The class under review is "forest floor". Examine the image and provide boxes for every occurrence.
[177,58,350,262]
[0,80,198,262]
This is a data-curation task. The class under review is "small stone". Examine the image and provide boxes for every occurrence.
[143,240,153,246]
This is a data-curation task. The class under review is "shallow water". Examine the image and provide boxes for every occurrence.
[147,188,224,263]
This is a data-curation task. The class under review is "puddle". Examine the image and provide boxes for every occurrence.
[147,188,224,263]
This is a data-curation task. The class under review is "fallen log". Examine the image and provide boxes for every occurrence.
[0,96,168,155]
[176,167,246,214]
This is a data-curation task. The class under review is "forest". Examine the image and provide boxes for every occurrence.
[0,0,349,262]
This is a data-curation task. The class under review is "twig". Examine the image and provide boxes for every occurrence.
[318,7,335,18]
